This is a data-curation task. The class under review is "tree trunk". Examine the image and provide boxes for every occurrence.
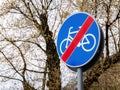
[105,24,109,57]
[22,82,36,90]
[46,35,61,90]
[40,13,61,90]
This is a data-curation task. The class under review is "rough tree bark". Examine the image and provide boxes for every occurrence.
[15,0,62,89]
[39,13,61,90]
[22,81,36,90]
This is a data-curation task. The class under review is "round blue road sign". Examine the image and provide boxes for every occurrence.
[56,12,102,68]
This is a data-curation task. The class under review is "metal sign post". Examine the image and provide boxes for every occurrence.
[77,68,83,90]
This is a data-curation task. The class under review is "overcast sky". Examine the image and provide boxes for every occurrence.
[0,0,3,6]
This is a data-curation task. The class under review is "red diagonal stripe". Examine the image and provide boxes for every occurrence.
[61,16,94,62]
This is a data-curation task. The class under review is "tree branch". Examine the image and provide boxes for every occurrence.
[0,75,22,82]
[12,39,46,53]
[109,9,120,26]
[26,68,48,74]
[0,51,23,78]
[9,41,27,77]
[29,0,41,17]
[47,0,53,9]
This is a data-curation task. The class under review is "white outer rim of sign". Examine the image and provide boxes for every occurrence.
[56,12,101,68]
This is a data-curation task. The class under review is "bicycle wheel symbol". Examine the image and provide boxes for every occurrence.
[60,33,96,54]
[60,38,71,54]
[81,34,96,52]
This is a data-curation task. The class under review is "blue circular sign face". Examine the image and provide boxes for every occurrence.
[56,12,100,67]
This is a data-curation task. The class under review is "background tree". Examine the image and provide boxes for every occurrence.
[0,19,48,90]
[0,0,120,90]
[0,0,62,89]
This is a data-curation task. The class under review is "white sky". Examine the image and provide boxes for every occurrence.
[0,0,3,5]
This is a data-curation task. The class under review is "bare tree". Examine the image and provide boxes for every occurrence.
[0,21,51,89]
[0,0,62,89]
[0,40,36,90]
[1,0,120,90]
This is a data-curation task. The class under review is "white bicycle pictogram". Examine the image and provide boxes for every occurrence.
[60,26,96,54]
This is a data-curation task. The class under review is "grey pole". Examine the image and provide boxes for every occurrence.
[77,68,83,90]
